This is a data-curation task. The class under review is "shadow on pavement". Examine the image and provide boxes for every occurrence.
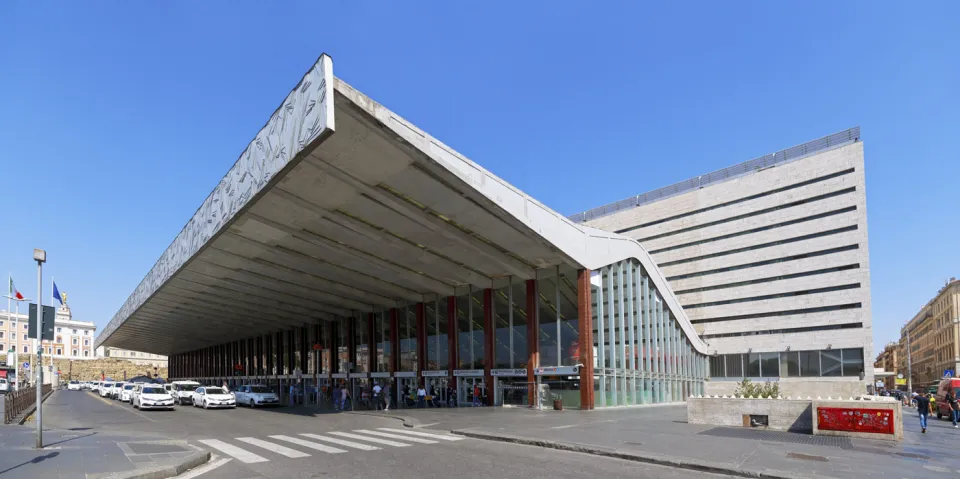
[0,452,60,476]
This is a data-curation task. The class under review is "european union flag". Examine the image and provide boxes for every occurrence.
[53,281,64,305]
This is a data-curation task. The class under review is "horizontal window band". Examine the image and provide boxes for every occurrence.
[659,225,859,267]
[666,244,860,281]
[701,322,863,339]
[628,186,858,241]
[635,168,856,230]
[690,302,862,324]
[649,206,858,255]
[674,264,861,295]
[683,283,860,309]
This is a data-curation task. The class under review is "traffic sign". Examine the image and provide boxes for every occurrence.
[22,362,29,369]
[27,304,55,341]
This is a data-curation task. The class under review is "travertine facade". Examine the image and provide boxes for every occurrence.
[900,279,960,389]
[874,342,900,390]
[578,131,873,390]
[95,346,168,368]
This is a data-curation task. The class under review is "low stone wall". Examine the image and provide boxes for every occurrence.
[706,378,864,399]
[687,397,813,432]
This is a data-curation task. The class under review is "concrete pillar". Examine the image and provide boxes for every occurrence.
[447,297,457,376]
[526,279,539,407]
[416,303,427,383]
[390,309,400,374]
[347,318,356,374]
[483,289,494,406]
[578,269,595,410]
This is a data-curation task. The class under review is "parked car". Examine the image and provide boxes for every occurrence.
[934,378,960,419]
[120,383,137,402]
[108,382,124,399]
[99,382,115,398]
[191,386,236,409]
[235,384,280,408]
[67,380,81,391]
[0,378,8,394]
[171,381,201,406]
[133,384,175,410]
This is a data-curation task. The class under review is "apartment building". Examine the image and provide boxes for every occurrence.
[901,278,960,389]
[873,342,900,390]
[574,128,873,396]
[0,304,97,359]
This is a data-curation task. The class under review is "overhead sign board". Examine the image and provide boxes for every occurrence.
[453,369,483,377]
[28,304,55,341]
[370,372,391,378]
[394,371,417,378]
[421,370,449,377]
[535,366,579,376]
[491,368,527,377]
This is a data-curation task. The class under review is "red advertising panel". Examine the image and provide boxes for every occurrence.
[817,407,894,435]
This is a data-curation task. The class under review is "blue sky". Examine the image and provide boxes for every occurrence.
[0,2,956,356]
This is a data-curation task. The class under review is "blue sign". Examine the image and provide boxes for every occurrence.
[945,369,955,378]
[22,362,29,369]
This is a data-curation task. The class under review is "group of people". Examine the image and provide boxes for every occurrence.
[912,390,960,434]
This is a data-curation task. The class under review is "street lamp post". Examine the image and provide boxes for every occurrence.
[33,248,46,450]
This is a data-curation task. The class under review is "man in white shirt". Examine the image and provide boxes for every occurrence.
[417,385,427,408]
[373,383,383,410]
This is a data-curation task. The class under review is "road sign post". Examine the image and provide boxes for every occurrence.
[33,248,46,450]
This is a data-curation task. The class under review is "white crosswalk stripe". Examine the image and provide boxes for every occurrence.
[299,433,380,451]
[329,431,411,447]
[376,428,464,441]
[197,439,269,463]
[353,429,438,444]
[236,437,311,458]
[269,435,348,454]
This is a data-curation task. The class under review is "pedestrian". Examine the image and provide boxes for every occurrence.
[473,384,481,407]
[289,382,296,406]
[341,385,350,410]
[417,384,426,408]
[915,392,931,433]
[373,382,383,410]
[333,384,341,410]
[948,390,960,428]
[384,383,392,411]
[222,380,229,392]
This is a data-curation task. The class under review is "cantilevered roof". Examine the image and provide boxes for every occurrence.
[96,54,710,356]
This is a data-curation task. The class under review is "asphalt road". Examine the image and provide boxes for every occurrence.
[47,390,735,479]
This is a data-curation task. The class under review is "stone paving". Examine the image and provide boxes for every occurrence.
[363,403,960,478]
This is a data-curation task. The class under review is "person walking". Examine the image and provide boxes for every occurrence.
[384,383,392,411]
[914,392,931,434]
[373,382,383,410]
[473,384,481,407]
[341,385,350,411]
[948,390,960,428]
[333,384,341,411]
[417,384,427,408]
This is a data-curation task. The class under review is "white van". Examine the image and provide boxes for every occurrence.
[171,381,202,405]
[0,378,9,393]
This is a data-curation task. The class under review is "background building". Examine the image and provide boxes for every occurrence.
[0,304,97,359]
[873,342,900,390]
[900,278,960,390]
[574,128,873,396]
[95,346,167,368]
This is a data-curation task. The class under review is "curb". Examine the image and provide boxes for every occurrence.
[17,389,56,425]
[452,430,826,479]
[87,451,211,479]
[346,410,418,428]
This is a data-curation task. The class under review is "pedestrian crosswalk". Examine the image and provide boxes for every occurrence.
[196,428,465,464]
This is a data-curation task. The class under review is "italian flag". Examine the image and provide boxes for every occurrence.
[9,278,23,300]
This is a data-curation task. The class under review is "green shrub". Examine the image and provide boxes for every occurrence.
[734,379,780,398]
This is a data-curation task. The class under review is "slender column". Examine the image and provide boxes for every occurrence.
[447,297,457,377]
[526,279,539,407]
[483,289,494,406]
[578,269,595,410]
[390,309,400,374]
[367,313,376,373]
[416,303,427,383]
[347,318,356,374]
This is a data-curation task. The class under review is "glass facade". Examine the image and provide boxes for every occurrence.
[710,348,865,378]
[168,264,710,410]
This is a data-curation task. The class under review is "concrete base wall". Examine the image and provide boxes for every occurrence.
[706,378,866,399]
[687,397,813,432]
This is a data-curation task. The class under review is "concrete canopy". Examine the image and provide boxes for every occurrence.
[96,54,710,356]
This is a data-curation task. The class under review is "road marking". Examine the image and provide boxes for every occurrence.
[197,439,269,463]
[269,435,347,454]
[353,429,438,444]
[299,433,380,451]
[175,455,232,479]
[95,394,155,422]
[236,437,311,458]
[377,428,464,441]
[328,431,410,447]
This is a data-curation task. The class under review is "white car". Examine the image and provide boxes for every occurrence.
[235,384,280,408]
[133,384,175,410]
[171,381,201,406]
[67,380,81,391]
[99,382,116,398]
[0,378,8,394]
[192,386,236,409]
[120,383,137,402]
[109,382,124,399]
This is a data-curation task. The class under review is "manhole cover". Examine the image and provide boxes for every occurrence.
[127,443,190,455]
[786,452,828,462]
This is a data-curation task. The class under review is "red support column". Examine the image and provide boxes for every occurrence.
[416,303,427,384]
[483,288,495,406]
[367,313,376,373]
[389,309,400,374]
[347,318,356,373]
[526,279,539,407]
[447,297,457,377]
[578,269,595,410]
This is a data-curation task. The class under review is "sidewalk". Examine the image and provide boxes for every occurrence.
[357,404,960,478]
